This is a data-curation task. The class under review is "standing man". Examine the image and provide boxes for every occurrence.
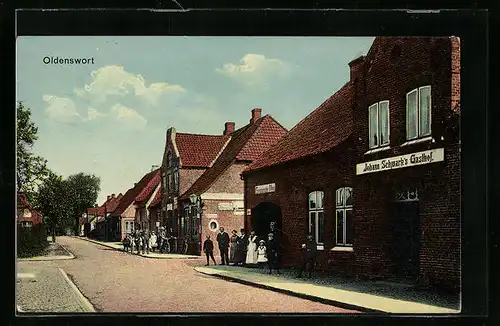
[237,228,248,266]
[297,234,318,278]
[203,235,217,266]
[269,221,283,271]
[143,228,151,254]
[216,227,230,265]
[266,233,281,274]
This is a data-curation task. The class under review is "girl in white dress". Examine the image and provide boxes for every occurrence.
[256,240,268,269]
[245,230,258,265]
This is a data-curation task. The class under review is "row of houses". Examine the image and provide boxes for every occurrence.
[82,36,461,291]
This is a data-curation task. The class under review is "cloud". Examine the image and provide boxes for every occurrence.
[43,95,83,124]
[87,107,106,120]
[75,65,186,105]
[110,103,147,130]
[216,54,293,88]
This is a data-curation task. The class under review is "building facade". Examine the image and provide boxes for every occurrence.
[17,192,43,227]
[242,36,461,292]
[160,127,230,252]
[180,109,288,255]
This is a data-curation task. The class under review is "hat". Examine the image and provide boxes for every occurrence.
[259,240,265,244]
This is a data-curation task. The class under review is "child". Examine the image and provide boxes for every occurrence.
[203,235,217,266]
[256,240,268,269]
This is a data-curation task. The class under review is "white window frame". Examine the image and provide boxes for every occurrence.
[406,86,432,140]
[335,187,353,248]
[308,191,324,249]
[208,219,219,232]
[21,221,33,228]
[368,100,390,149]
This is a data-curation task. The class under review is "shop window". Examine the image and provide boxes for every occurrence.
[335,187,353,247]
[406,86,432,140]
[308,191,324,248]
[368,101,390,149]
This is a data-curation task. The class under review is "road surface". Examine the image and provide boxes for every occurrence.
[17,236,358,313]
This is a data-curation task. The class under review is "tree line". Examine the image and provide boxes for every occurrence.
[17,102,101,240]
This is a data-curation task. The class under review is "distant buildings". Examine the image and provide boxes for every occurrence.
[17,192,43,227]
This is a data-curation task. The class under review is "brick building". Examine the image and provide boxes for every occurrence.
[242,36,460,291]
[160,126,230,252]
[179,109,287,255]
[17,192,43,227]
[108,169,160,241]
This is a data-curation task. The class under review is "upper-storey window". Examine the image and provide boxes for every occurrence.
[166,152,172,168]
[173,168,179,192]
[406,86,432,140]
[368,101,390,149]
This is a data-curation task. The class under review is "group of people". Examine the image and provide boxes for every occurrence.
[203,221,283,274]
[123,227,174,255]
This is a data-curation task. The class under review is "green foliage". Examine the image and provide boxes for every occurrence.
[17,223,49,258]
[36,171,67,236]
[65,173,101,235]
[17,102,51,199]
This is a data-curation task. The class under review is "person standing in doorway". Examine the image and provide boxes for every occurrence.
[216,227,230,265]
[203,235,217,266]
[245,230,258,266]
[269,221,283,271]
[297,234,318,278]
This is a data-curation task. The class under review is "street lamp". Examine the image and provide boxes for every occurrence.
[189,194,201,254]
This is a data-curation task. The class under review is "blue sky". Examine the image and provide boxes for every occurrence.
[16,36,375,204]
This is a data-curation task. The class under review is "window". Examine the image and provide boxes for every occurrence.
[173,169,179,192]
[166,152,172,168]
[167,173,172,193]
[368,101,390,149]
[20,221,33,228]
[407,86,432,140]
[308,191,324,247]
[209,220,218,231]
[336,187,353,247]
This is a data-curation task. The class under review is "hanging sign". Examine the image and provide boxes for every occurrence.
[166,204,173,211]
[207,213,218,219]
[246,209,251,215]
[255,183,276,194]
[356,148,445,175]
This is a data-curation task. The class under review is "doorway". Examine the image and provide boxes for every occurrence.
[250,202,282,241]
[392,200,420,282]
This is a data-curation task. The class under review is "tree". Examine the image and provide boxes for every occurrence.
[36,171,67,242]
[17,102,51,201]
[65,173,101,235]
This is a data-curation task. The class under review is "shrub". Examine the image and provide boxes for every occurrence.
[17,223,49,258]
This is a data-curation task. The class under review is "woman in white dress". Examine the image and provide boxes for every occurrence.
[245,230,258,265]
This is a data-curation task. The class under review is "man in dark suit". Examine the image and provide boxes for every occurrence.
[269,221,283,270]
[297,234,318,278]
[216,227,230,265]
[237,229,249,266]
[266,232,281,274]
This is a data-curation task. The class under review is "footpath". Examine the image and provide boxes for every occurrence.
[194,265,461,314]
[76,236,199,259]
[16,239,95,313]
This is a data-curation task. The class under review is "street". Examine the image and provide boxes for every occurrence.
[16,237,357,313]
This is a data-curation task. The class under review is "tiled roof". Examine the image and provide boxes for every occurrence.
[175,133,230,168]
[111,169,160,217]
[180,115,287,199]
[244,82,354,173]
[149,187,162,208]
[17,192,30,209]
[87,207,99,215]
[135,170,161,207]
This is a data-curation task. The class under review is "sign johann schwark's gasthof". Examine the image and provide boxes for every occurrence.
[356,148,444,175]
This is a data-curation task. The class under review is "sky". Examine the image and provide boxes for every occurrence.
[16,36,375,205]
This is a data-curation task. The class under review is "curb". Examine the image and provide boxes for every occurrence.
[194,267,385,314]
[17,243,76,262]
[76,236,200,260]
[58,268,96,312]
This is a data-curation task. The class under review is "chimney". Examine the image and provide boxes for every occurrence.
[223,122,235,136]
[250,108,262,124]
[348,55,365,83]
[112,194,115,198]
[107,195,111,201]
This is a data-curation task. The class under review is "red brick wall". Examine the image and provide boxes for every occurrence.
[244,143,357,274]
[180,169,206,195]
[351,37,460,289]
[202,199,244,258]
[206,163,247,194]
